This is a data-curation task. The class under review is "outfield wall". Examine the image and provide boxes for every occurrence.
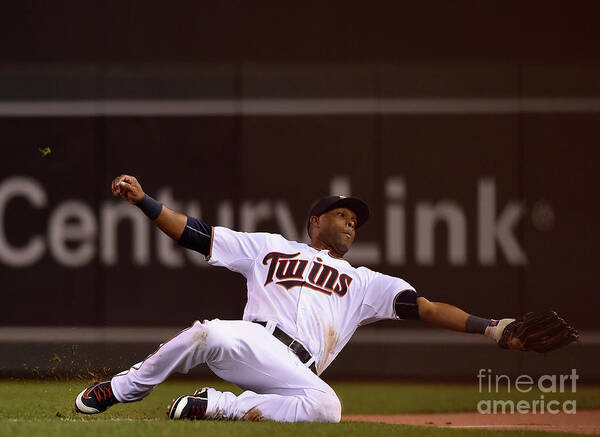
[1,2,598,380]
[1,64,598,330]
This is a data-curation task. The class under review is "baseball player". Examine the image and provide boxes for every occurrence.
[74,175,578,422]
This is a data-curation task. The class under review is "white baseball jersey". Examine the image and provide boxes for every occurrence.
[207,226,416,374]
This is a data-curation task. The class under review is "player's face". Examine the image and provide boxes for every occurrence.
[317,208,357,255]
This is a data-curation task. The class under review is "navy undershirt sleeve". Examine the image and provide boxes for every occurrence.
[394,289,423,320]
[178,216,212,256]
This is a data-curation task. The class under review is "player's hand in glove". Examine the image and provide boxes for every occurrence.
[493,311,579,353]
[111,174,145,204]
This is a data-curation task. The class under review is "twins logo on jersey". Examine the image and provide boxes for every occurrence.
[262,252,353,297]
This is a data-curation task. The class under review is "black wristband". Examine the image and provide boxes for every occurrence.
[136,194,163,220]
[466,315,492,334]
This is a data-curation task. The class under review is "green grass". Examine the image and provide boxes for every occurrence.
[0,379,598,437]
[334,382,600,414]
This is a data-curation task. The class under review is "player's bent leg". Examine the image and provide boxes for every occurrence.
[110,320,215,403]
[107,318,267,404]
[83,318,342,422]
[169,320,342,422]
[212,386,341,422]
[309,389,342,423]
[169,386,341,422]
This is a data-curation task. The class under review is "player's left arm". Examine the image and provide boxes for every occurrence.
[416,297,472,332]
[414,296,509,342]
[395,292,493,334]
[409,295,579,353]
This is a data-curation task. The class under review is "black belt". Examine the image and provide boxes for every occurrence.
[255,321,317,374]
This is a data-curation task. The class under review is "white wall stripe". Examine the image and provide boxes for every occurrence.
[0,98,600,117]
[0,327,597,345]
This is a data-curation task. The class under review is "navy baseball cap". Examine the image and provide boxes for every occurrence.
[306,195,370,235]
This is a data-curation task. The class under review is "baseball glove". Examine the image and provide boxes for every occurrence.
[498,311,579,353]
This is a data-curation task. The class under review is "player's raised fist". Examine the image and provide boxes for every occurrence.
[111,174,145,204]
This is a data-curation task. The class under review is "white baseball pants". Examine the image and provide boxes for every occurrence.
[110,319,341,422]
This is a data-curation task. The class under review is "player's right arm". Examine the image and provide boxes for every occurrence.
[111,174,211,255]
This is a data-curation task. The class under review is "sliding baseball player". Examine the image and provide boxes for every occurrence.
[74,175,578,422]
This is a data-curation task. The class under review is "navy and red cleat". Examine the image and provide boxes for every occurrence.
[74,381,119,414]
[168,388,208,420]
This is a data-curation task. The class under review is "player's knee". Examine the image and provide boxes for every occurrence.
[310,391,341,423]
[202,321,237,354]
[185,321,210,348]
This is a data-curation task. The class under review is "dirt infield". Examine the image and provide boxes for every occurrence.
[343,409,600,435]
